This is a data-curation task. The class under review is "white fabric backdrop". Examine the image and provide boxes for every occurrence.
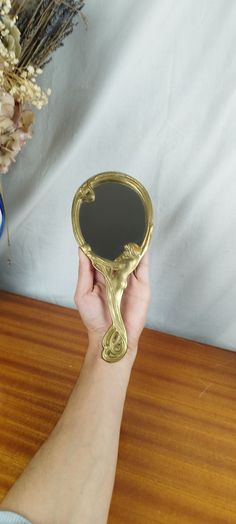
[1,0,236,351]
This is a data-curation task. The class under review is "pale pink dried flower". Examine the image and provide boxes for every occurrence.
[0,89,34,173]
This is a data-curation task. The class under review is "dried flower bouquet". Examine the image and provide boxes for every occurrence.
[0,0,84,239]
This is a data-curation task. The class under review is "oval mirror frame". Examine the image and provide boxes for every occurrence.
[71,172,153,363]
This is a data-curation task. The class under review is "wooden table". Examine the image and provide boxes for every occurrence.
[1,291,236,523]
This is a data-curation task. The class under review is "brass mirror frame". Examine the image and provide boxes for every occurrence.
[71,171,153,363]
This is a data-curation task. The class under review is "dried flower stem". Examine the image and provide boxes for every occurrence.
[11,0,84,68]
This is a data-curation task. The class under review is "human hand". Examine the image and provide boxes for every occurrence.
[74,248,151,364]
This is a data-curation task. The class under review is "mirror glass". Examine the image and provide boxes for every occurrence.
[79,181,147,260]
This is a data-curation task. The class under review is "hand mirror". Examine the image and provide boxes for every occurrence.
[71,172,153,363]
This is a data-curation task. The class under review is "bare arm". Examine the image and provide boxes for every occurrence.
[0,249,150,524]
[0,343,132,524]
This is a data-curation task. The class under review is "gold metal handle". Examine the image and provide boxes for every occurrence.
[93,244,142,362]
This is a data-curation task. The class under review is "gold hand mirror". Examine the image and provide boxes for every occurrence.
[71,171,153,363]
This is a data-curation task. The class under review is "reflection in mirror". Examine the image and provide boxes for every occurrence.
[79,181,147,260]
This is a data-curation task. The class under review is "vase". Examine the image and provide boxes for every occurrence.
[0,192,5,239]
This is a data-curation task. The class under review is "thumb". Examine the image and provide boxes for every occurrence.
[75,248,94,299]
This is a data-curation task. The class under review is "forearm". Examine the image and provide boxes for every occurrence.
[0,340,133,524]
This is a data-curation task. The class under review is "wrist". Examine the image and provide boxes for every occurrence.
[86,332,137,372]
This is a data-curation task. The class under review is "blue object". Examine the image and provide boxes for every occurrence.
[0,512,31,523]
[0,192,5,238]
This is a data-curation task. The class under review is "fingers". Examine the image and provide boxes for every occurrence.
[134,250,150,284]
[75,248,94,299]
[75,247,149,304]
[94,269,105,286]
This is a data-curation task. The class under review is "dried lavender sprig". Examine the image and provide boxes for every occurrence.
[11,0,85,68]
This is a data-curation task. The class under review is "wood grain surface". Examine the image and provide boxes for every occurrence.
[1,291,236,523]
